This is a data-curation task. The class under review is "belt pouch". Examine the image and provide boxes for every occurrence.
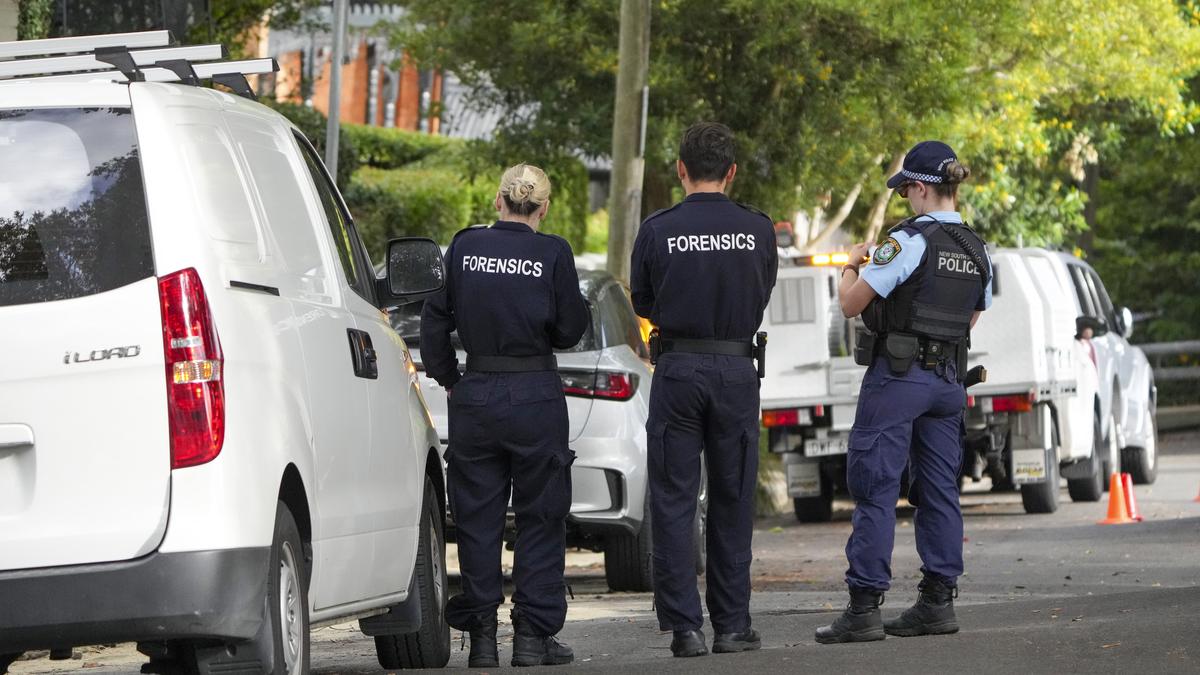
[884,333,919,375]
[854,330,877,367]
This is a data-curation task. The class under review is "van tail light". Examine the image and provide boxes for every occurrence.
[990,393,1034,413]
[159,268,225,469]
[762,408,800,427]
[561,370,638,401]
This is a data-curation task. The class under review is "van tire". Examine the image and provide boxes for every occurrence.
[1068,413,1105,502]
[375,478,451,669]
[268,502,310,675]
[1121,403,1158,485]
[1020,445,1059,514]
[605,491,654,592]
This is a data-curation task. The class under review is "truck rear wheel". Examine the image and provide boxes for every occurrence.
[793,472,833,523]
[1067,413,1105,502]
[1020,445,1060,514]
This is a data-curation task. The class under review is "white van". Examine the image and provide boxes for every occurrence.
[761,246,1157,520]
[0,33,450,674]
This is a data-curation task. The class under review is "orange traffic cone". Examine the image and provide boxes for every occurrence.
[1121,473,1143,522]
[1098,473,1134,525]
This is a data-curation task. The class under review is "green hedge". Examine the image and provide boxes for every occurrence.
[347,166,494,261]
[342,124,454,170]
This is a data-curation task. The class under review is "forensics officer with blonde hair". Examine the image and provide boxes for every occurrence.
[422,163,589,667]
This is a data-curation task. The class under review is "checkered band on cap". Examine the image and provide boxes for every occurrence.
[901,169,945,184]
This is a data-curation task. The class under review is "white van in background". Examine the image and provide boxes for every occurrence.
[0,33,450,675]
[761,246,1157,521]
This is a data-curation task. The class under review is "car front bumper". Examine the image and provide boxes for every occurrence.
[0,547,269,653]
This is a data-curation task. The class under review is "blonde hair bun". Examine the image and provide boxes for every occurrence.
[943,160,970,184]
[499,163,552,215]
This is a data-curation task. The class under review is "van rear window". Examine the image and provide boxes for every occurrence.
[0,107,153,307]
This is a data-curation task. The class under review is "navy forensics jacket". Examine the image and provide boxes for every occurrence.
[630,192,778,339]
[420,221,590,389]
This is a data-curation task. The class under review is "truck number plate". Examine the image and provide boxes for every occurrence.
[804,437,848,457]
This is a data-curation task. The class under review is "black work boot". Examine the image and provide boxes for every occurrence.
[884,577,959,637]
[467,614,499,668]
[713,628,761,653]
[814,588,886,644]
[670,629,708,657]
[510,608,573,667]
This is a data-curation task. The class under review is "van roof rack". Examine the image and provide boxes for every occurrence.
[0,30,277,99]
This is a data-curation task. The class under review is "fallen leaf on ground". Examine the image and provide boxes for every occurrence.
[1102,642,1121,649]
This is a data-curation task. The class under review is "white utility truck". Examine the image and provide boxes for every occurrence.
[761,246,1156,521]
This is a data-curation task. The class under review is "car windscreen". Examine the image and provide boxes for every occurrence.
[0,107,153,307]
[389,298,601,353]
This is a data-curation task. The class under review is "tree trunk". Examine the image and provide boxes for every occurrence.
[864,153,904,243]
[605,0,652,283]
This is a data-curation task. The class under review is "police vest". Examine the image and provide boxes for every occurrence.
[863,218,989,342]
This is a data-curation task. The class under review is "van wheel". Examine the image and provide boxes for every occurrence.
[1121,402,1158,485]
[270,502,310,675]
[375,478,451,669]
[0,653,20,674]
[1020,445,1060,514]
[605,491,654,592]
[1068,413,1105,502]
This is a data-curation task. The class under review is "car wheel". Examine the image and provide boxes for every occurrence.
[1067,412,1105,502]
[1020,443,1060,514]
[375,477,451,669]
[1121,400,1158,485]
[604,490,654,592]
[0,653,20,674]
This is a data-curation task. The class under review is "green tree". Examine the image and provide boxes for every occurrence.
[385,0,1200,247]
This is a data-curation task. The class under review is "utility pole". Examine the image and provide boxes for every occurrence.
[605,0,651,283]
[325,0,349,181]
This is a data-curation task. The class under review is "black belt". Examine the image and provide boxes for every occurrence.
[660,337,754,358]
[465,354,558,373]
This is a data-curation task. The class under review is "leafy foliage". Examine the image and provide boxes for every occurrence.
[17,0,53,40]
[385,0,1200,246]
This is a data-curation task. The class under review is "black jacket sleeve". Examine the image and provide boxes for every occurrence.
[420,241,461,389]
[630,222,655,318]
[550,240,590,350]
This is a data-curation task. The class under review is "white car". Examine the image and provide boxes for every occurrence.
[0,33,450,675]
[392,269,706,592]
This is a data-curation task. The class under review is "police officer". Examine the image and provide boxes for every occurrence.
[421,164,589,667]
[631,122,778,657]
[815,141,992,644]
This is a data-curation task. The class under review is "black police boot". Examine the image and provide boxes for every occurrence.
[883,577,959,637]
[712,628,761,653]
[510,608,573,667]
[670,629,708,657]
[467,614,499,668]
[814,588,886,644]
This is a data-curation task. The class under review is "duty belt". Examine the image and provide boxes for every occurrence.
[660,337,755,358]
[465,354,558,373]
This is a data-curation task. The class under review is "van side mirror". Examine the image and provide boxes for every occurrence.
[1075,315,1108,340]
[1119,307,1134,340]
[377,237,445,308]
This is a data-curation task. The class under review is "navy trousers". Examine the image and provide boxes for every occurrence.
[845,356,966,591]
[444,370,574,636]
[647,353,760,633]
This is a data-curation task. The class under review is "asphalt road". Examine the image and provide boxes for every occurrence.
[12,431,1200,674]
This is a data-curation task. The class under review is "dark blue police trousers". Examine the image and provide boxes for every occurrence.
[444,370,574,637]
[845,356,966,591]
[647,353,760,633]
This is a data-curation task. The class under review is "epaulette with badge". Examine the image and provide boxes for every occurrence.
[641,202,681,226]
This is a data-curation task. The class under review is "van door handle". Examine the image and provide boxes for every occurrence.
[347,329,379,380]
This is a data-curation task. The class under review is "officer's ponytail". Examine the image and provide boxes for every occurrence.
[499,164,552,216]
[932,160,970,199]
